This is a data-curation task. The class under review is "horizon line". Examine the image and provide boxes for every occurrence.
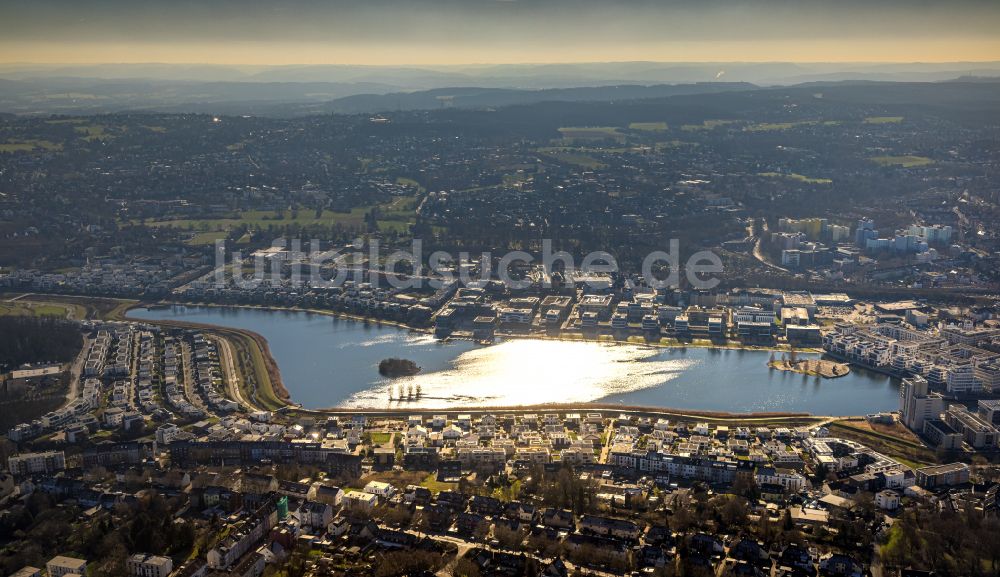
[3,59,1000,68]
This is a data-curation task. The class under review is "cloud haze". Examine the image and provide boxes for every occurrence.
[2,0,998,64]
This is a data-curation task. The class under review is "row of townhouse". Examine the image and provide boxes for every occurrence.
[161,336,207,419]
[169,439,363,477]
[190,333,238,413]
[608,448,738,485]
[134,329,170,418]
[207,501,279,570]
[82,328,114,377]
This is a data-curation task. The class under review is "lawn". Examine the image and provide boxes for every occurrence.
[0,303,32,317]
[828,421,937,467]
[655,140,697,150]
[31,304,72,317]
[185,231,229,246]
[538,150,606,169]
[681,119,737,131]
[759,172,833,184]
[745,121,818,132]
[628,122,668,131]
[420,473,458,494]
[0,140,63,153]
[557,126,624,140]
[871,155,933,168]
[369,432,392,444]
[141,198,418,236]
[74,124,110,141]
[864,116,904,124]
[0,301,73,318]
[0,293,136,321]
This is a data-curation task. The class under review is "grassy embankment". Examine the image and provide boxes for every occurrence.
[0,293,139,321]
[223,327,288,411]
[828,419,938,469]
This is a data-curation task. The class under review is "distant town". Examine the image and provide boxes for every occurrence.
[2,71,1000,577]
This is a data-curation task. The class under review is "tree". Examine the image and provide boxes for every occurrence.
[450,556,482,577]
[782,509,794,531]
[718,496,749,531]
[493,523,526,550]
[813,463,829,484]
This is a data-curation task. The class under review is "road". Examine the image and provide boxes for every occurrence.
[747,219,789,274]
[211,334,254,410]
[61,335,92,409]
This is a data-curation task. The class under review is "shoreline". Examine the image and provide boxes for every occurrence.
[142,299,824,354]
[124,301,865,418]
[293,402,831,424]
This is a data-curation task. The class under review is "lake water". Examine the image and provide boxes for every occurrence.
[129,306,901,415]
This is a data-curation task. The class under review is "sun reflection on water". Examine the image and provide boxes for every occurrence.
[342,339,700,408]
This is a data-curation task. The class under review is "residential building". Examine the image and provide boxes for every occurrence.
[899,376,945,432]
[127,554,173,577]
[875,490,900,511]
[46,556,87,577]
[8,451,66,476]
[916,463,971,488]
[343,490,378,511]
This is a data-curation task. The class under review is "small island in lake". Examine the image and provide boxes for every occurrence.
[768,351,850,378]
[378,357,421,377]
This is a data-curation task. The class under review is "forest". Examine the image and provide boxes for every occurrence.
[0,316,81,371]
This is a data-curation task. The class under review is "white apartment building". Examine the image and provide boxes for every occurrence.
[46,556,87,577]
[127,554,173,577]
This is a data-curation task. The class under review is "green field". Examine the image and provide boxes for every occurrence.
[557,126,624,140]
[628,122,668,131]
[681,119,737,131]
[140,198,418,235]
[871,155,933,167]
[538,150,606,169]
[759,171,833,184]
[0,140,63,153]
[745,121,819,132]
[185,231,229,246]
[74,124,110,141]
[0,301,73,318]
[655,140,697,150]
[864,116,904,124]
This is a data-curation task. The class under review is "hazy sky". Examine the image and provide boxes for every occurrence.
[2,0,999,65]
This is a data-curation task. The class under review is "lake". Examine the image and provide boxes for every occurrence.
[129,305,901,415]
